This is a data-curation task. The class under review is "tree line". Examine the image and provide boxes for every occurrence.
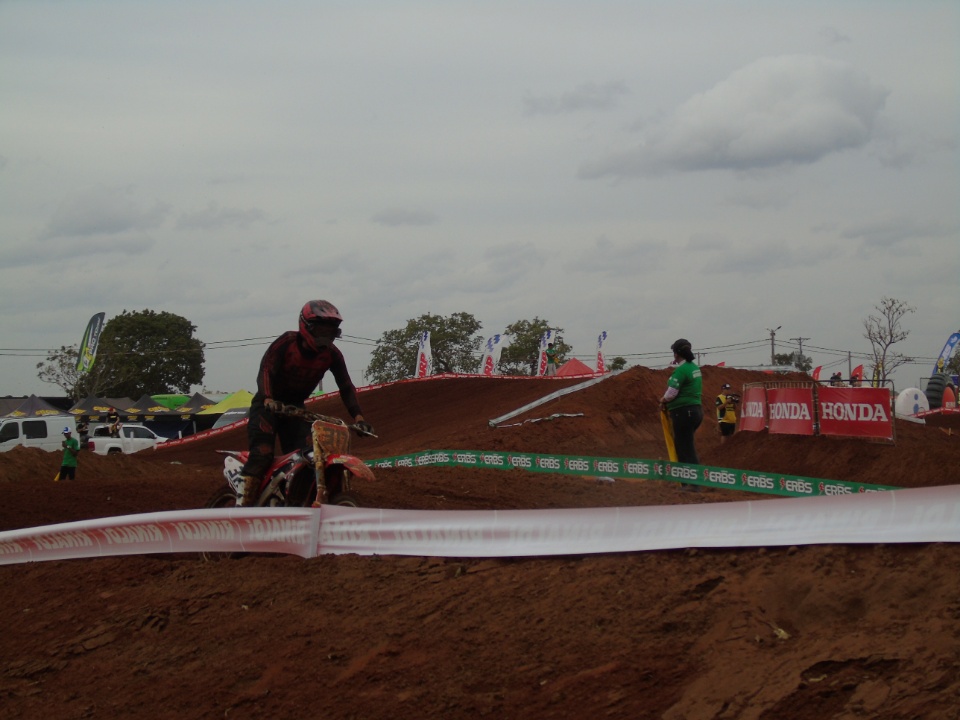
[37,297,949,400]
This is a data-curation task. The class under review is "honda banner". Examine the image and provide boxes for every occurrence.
[767,387,815,436]
[739,386,767,432]
[817,386,893,440]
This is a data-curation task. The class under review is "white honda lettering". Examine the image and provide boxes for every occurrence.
[743,402,765,418]
[769,403,811,420]
[821,402,889,422]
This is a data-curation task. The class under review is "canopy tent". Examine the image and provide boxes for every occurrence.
[151,394,190,411]
[174,392,216,418]
[102,398,139,421]
[68,395,123,421]
[556,358,596,377]
[0,398,25,416]
[197,389,254,415]
[126,394,177,420]
[211,406,250,429]
[4,394,71,418]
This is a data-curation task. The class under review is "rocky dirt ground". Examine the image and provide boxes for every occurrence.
[2,366,959,720]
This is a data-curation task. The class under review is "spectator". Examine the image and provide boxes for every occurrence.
[715,383,739,443]
[76,416,90,449]
[58,427,80,481]
[545,343,558,376]
[659,338,703,490]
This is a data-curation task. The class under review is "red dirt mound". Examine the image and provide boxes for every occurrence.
[2,367,959,720]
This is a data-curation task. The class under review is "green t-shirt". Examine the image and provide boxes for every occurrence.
[666,361,702,410]
[61,436,80,468]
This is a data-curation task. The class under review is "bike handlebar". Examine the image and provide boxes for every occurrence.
[270,402,378,438]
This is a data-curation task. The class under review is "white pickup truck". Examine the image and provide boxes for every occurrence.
[87,424,167,455]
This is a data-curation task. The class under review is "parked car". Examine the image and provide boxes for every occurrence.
[0,416,77,453]
[87,423,167,455]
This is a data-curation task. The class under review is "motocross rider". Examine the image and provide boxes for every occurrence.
[238,299,373,507]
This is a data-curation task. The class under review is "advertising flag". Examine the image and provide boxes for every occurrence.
[76,312,106,373]
[415,331,432,378]
[536,330,554,376]
[851,365,864,383]
[935,332,960,374]
[812,366,822,381]
[480,334,503,376]
[596,331,607,373]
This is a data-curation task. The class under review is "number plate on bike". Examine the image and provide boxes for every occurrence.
[312,420,350,456]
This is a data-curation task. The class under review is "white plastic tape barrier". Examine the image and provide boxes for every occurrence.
[2,486,959,566]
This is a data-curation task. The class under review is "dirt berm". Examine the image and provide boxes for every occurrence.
[2,366,959,719]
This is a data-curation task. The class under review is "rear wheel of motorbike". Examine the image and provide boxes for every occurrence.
[200,484,245,562]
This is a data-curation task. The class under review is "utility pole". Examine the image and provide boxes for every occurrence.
[790,336,810,364]
[766,326,781,366]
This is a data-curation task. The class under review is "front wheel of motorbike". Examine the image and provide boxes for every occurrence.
[204,484,239,509]
[329,492,361,507]
[200,484,245,562]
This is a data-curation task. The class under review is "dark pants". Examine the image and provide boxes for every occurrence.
[670,404,703,464]
[241,403,311,479]
[59,465,77,481]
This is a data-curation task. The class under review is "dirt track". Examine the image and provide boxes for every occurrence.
[3,367,960,720]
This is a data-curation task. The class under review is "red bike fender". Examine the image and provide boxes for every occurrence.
[327,454,375,481]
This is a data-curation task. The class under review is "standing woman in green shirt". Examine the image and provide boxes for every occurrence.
[659,338,703,465]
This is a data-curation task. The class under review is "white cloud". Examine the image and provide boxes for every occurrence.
[579,56,889,178]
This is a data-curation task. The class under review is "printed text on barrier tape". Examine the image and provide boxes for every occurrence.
[365,449,899,498]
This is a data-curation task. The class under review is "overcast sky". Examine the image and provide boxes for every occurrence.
[2,1,957,399]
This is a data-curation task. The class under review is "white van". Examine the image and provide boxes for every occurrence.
[0,416,77,453]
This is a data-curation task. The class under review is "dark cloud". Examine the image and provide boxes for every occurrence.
[371,208,439,227]
[177,202,270,230]
[40,189,170,240]
[523,81,628,116]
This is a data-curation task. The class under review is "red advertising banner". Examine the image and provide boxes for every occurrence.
[817,387,893,440]
[767,387,815,436]
[739,386,767,432]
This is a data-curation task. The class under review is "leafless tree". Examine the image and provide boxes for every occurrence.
[863,297,914,384]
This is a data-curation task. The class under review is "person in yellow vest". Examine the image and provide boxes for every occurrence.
[715,383,739,443]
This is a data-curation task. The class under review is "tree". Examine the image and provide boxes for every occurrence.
[365,312,484,384]
[948,351,960,376]
[863,297,914,384]
[609,356,627,371]
[36,344,129,401]
[497,317,573,375]
[773,351,813,373]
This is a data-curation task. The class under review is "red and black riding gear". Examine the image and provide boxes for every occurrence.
[241,330,363,480]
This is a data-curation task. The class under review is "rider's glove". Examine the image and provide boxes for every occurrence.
[354,420,374,436]
[264,398,283,413]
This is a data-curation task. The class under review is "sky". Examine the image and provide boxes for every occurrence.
[2,0,958,399]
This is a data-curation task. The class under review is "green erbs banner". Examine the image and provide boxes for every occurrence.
[77,312,106,373]
[367,449,899,499]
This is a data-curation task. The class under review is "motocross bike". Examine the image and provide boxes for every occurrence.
[204,404,376,510]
